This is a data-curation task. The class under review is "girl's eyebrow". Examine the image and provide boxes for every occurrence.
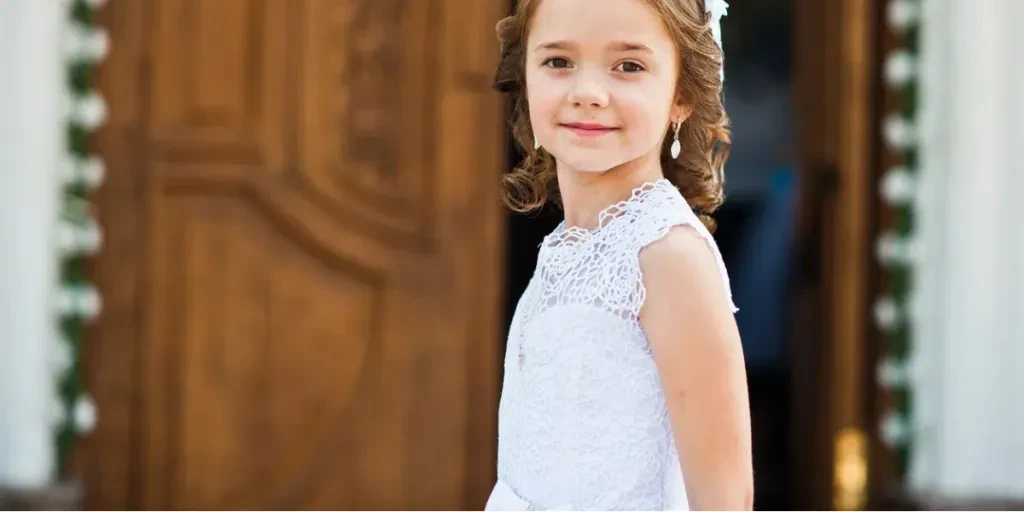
[533,40,655,54]
[607,41,655,54]
[534,40,576,52]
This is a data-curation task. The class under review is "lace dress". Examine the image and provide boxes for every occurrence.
[486,179,737,511]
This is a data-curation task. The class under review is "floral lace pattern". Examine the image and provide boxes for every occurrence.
[492,179,736,511]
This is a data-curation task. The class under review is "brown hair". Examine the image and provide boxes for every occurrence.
[493,0,730,230]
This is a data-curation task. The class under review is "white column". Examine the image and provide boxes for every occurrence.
[911,0,1024,500]
[0,0,65,489]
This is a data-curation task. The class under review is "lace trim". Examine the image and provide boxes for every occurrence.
[543,178,674,248]
[538,177,737,313]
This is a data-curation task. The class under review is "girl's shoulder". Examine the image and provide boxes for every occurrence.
[630,182,738,313]
[638,223,738,314]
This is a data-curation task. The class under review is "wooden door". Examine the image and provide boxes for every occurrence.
[85,0,506,509]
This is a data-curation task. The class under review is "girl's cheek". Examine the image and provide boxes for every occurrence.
[617,81,674,117]
[527,93,556,135]
[528,77,565,115]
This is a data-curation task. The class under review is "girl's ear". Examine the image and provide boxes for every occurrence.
[672,98,693,125]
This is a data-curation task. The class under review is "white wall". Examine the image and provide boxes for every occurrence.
[910,0,1024,500]
[0,0,65,489]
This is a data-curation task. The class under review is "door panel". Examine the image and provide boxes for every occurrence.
[88,0,505,509]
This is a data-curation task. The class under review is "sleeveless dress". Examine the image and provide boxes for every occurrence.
[486,179,737,511]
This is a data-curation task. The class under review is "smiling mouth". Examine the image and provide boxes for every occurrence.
[561,123,618,137]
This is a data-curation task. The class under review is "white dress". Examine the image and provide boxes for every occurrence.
[486,179,737,511]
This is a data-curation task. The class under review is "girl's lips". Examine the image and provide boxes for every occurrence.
[562,123,618,137]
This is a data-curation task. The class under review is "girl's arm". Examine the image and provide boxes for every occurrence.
[639,225,754,511]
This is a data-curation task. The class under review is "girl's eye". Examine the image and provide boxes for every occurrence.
[616,61,646,73]
[542,57,571,69]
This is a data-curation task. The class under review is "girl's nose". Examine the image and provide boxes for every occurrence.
[567,70,610,108]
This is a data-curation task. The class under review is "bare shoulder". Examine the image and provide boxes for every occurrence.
[638,224,734,324]
[639,224,723,292]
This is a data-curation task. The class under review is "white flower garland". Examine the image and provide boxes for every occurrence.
[52,0,108,477]
[875,0,922,480]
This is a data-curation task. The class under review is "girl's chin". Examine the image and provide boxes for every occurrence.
[551,153,622,174]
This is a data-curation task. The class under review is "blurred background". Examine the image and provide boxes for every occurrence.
[1,0,1022,510]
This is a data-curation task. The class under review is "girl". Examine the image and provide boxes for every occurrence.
[487,0,753,510]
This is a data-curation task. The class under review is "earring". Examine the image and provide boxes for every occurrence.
[670,122,682,159]
[534,136,541,150]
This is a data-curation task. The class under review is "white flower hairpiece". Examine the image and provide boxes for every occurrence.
[705,0,728,80]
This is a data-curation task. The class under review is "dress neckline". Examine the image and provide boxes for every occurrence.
[544,178,674,248]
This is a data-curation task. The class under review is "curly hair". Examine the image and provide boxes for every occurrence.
[493,0,731,230]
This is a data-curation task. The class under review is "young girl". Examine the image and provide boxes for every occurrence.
[487,0,752,509]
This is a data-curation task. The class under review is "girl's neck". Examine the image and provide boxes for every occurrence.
[557,154,664,230]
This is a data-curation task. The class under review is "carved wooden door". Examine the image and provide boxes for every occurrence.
[87,0,505,509]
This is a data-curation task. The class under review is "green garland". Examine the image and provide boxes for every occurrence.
[875,0,921,480]
[54,0,108,477]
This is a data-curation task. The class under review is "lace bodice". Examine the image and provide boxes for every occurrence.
[492,179,736,511]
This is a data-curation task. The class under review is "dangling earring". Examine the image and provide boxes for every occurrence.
[670,122,682,159]
[534,136,541,151]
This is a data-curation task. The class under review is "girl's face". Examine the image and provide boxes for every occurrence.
[526,0,686,174]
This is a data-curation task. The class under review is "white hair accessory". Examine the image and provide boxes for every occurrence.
[705,0,728,80]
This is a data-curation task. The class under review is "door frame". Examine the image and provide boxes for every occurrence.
[790,0,879,508]
[80,1,148,509]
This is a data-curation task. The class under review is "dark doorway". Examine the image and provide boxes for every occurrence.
[716,0,799,509]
